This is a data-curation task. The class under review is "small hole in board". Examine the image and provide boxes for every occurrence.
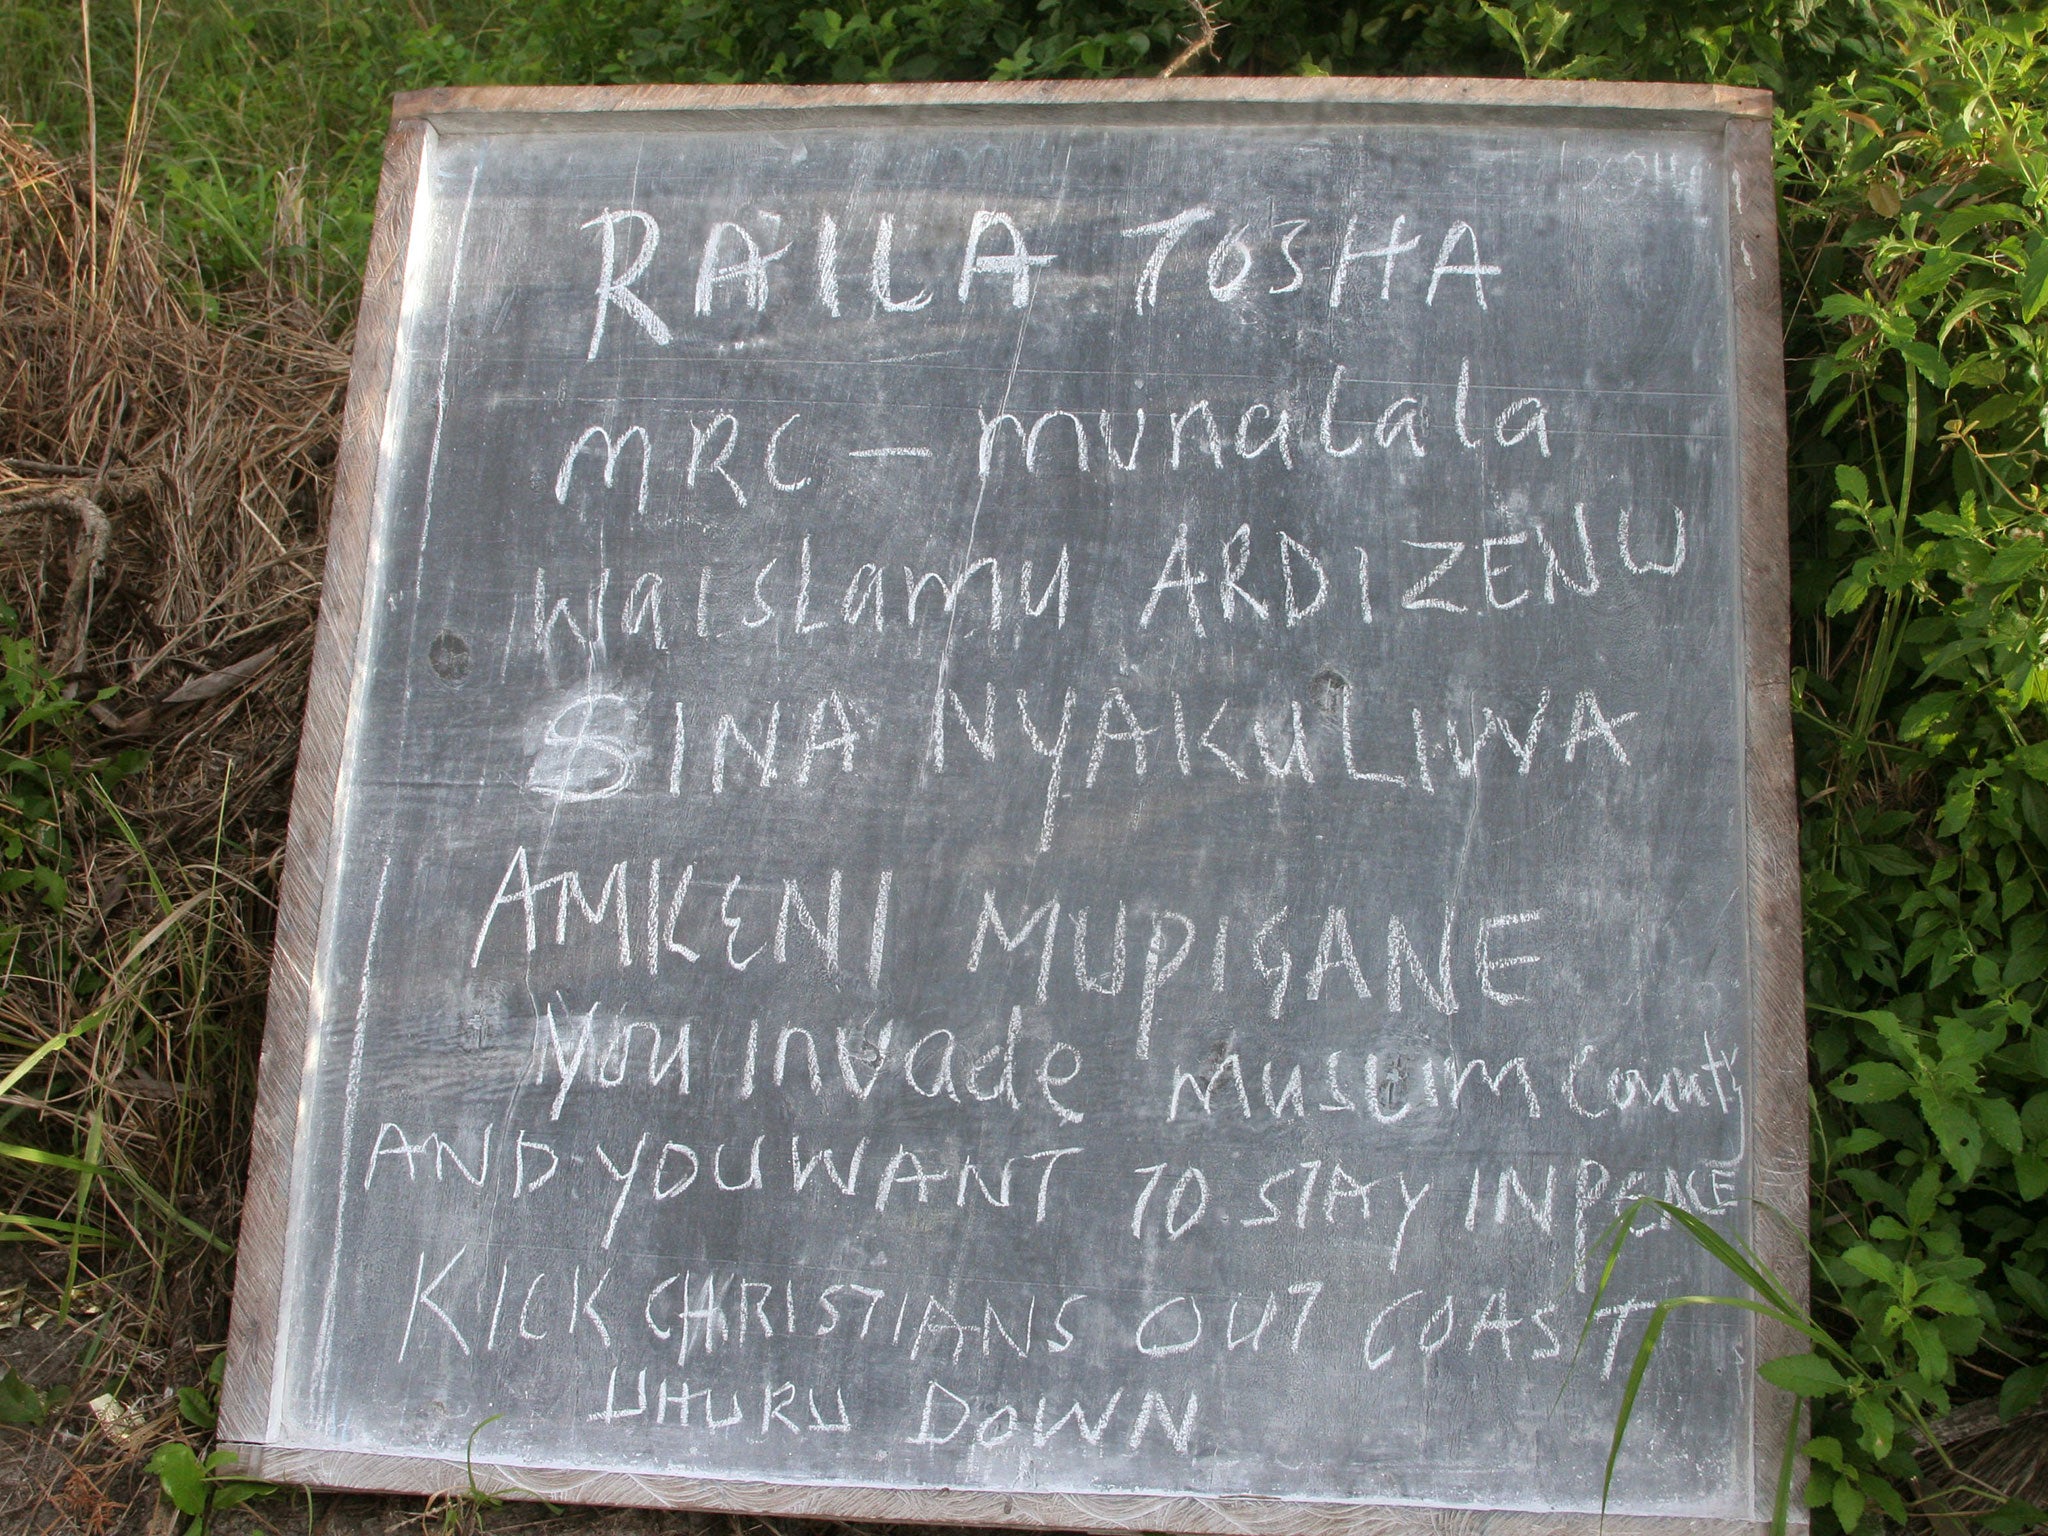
[428,630,472,682]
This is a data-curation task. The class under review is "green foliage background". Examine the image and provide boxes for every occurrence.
[5,0,2048,1530]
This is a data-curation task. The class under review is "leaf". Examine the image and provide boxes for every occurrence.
[1833,1061,1912,1101]
[1934,201,2026,241]
[147,1444,209,1518]
[1837,1127,1885,1158]
[0,1025,91,1099]
[1983,540,2045,585]
[1918,1278,1981,1316]
[1857,842,1925,876]
[1834,1477,1868,1531]
[1899,691,1961,741]
[2022,237,2048,322]
[1841,1244,1901,1285]
[1868,1479,1909,1524]
[190,1449,271,1507]
[211,1480,275,1512]
[1806,1464,1837,1508]
[2001,1363,2048,1419]
[1907,1164,1944,1227]
[1965,393,2027,431]
[1852,1395,1895,1458]
[2018,1151,2048,1203]
[176,1384,217,1432]
[157,644,282,706]
[1985,1498,2048,1535]
[2007,1264,2048,1319]
[1818,291,1879,320]
[1903,1315,1952,1382]
[1826,566,1874,615]
[1759,1351,1849,1397]
[1896,338,1950,388]
[1979,1096,2023,1154]
[1851,1008,1912,1047]
[1898,248,1970,305]
[1922,1094,1985,1179]
[0,1367,47,1427]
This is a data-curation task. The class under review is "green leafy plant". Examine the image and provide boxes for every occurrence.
[1585,1199,1999,1532]
[1783,6,2048,1529]
[0,598,96,914]
[0,1365,50,1427]
[146,1442,274,1535]
[423,1414,506,1536]
[176,1354,225,1433]
[1461,1,2048,1529]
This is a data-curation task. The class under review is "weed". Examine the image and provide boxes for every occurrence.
[419,1414,505,1536]
[0,598,131,915]
[0,82,345,1505]
[0,1364,50,1425]
[147,1441,275,1535]
[1591,1199,2048,1532]
[175,1353,224,1433]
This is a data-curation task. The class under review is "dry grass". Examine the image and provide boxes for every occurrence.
[0,114,344,1528]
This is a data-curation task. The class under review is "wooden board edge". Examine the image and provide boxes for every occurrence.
[220,1444,1783,1535]
[217,115,434,1448]
[1725,113,1807,1524]
[390,76,1772,124]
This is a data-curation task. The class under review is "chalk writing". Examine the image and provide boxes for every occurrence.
[263,102,1772,1527]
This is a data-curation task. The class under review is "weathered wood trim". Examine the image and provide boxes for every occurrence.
[225,1444,1778,1535]
[1726,109,1808,1525]
[391,77,1771,124]
[218,116,433,1447]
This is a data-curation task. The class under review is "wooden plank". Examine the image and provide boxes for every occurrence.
[218,115,432,1447]
[1725,108,1806,1520]
[392,77,1773,123]
[223,1443,1777,1535]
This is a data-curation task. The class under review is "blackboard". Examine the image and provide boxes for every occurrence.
[220,79,1804,1534]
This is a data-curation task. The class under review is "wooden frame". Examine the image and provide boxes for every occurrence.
[220,78,1802,1534]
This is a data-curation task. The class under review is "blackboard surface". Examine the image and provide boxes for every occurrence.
[221,80,1803,1534]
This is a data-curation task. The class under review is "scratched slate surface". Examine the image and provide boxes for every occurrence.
[272,112,1756,1518]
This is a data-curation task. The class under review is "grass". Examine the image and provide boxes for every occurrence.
[0,100,346,1526]
[0,0,1537,310]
